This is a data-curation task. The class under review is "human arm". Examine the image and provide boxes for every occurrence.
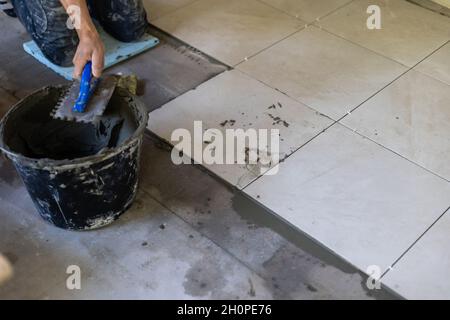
[60,0,104,78]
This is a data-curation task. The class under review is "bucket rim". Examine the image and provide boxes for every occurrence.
[0,85,149,169]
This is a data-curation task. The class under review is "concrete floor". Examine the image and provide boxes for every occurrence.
[0,11,397,299]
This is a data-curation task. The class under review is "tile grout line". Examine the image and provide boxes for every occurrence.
[139,187,286,297]
[234,67,334,121]
[314,7,450,70]
[316,26,412,69]
[412,40,450,68]
[339,122,450,182]
[241,119,340,190]
[380,206,450,280]
[339,122,450,183]
[234,0,358,68]
[233,28,306,68]
[414,66,450,87]
[410,40,450,87]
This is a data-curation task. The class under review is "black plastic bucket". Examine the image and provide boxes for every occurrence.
[0,86,148,231]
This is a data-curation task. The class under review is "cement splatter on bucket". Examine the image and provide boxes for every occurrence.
[0,85,148,231]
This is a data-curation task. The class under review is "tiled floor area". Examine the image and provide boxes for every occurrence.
[149,69,334,188]
[147,0,450,299]
[0,4,389,299]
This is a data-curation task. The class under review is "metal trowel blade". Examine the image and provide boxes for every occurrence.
[52,76,117,123]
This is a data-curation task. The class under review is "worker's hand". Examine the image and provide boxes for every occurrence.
[73,29,105,79]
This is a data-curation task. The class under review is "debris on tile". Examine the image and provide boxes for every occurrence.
[267,113,290,127]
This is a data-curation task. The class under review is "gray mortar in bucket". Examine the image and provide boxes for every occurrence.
[0,85,148,230]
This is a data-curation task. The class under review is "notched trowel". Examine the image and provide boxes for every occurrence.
[52,61,117,123]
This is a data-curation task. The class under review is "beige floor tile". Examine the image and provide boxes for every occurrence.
[148,69,333,188]
[153,0,305,65]
[244,124,450,274]
[238,26,406,120]
[319,0,450,67]
[259,0,352,22]
[342,70,450,181]
[382,208,450,300]
[414,42,450,85]
[143,0,198,20]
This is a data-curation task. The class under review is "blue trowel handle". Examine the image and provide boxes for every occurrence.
[72,61,97,113]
